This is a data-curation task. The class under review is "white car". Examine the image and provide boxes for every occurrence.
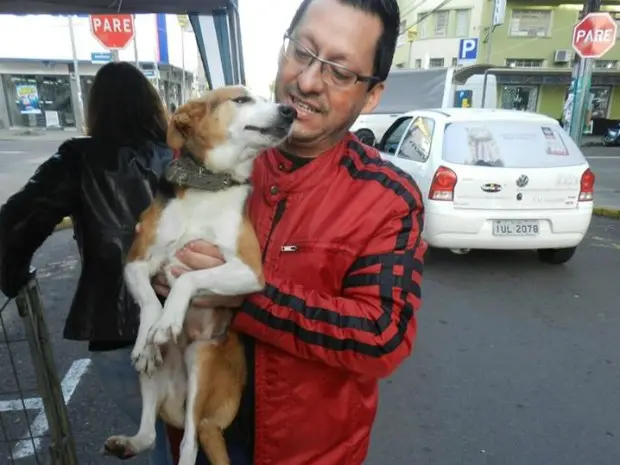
[377,108,595,265]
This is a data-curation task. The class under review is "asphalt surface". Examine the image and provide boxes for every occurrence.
[0,138,619,465]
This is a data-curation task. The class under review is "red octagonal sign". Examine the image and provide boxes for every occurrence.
[572,12,618,59]
[89,14,135,50]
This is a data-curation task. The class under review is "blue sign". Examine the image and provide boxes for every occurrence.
[458,38,479,61]
[454,90,473,108]
[91,52,113,64]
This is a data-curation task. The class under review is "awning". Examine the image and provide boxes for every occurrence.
[0,0,246,89]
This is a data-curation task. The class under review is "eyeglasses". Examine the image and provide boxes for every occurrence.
[281,33,379,88]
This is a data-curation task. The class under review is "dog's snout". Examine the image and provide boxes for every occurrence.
[278,104,297,122]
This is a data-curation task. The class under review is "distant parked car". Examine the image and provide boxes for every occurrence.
[377,108,595,265]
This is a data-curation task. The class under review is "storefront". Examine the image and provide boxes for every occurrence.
[495,69,620,122]
[0,60,194,130]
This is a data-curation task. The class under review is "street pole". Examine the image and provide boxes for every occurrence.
[568,0,601,146]
[68,15,85,134]
[133,14,139,67]
[181,28,186,104]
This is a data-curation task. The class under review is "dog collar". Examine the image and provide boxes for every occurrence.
[164,150,247,191]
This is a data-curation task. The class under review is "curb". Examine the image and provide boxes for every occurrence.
[593,207,620,220]
[54,217,73,231]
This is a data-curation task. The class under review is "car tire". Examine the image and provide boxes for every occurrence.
[355,129,376,146]
[536,247,577,265]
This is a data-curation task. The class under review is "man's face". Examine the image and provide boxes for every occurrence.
[274,0,385,153]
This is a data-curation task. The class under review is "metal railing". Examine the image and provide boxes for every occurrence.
[0,268,78,465]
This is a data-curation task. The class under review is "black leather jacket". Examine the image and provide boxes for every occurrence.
[0,137,172,347]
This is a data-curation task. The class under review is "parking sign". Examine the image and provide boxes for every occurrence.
[458,38,478,63]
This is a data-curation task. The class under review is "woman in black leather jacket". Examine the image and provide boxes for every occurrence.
[0,61,174,465]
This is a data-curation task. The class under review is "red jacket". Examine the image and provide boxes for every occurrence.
[169,134,426,464]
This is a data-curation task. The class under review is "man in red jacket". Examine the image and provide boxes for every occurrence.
[154,0,426,463]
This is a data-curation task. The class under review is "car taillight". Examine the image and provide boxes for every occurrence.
[429,166,457,201]
[579,168,595,202]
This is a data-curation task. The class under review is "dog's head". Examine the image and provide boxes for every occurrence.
[167,85,296,173]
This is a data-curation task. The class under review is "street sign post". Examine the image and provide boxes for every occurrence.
[89,14,135,51]
[567,11,616,145]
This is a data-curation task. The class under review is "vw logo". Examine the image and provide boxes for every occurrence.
[516,175,529,188]
[481,183,502,193]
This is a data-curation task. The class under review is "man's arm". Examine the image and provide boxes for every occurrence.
[232,202,426,379]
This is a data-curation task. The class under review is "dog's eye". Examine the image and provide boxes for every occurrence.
[231,96,253,104]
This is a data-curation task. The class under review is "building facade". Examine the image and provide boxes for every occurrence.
[0,13,203,130]
[395,0,620,120]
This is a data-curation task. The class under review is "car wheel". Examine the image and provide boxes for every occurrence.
[536,247,577,265]
[355,129,376,146]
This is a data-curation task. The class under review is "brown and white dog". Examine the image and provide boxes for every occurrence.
[103,86,296,465]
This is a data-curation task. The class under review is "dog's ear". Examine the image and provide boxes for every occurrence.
[167,110,192,150]
[166,100,208,150]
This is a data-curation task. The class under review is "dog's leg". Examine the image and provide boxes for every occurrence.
[125,260,166,375]
[177,343,201,465]
[148,258,262,346]
[103,370,162,459]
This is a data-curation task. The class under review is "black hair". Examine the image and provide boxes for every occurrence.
[86,61,168,143]
[287,0,400,83]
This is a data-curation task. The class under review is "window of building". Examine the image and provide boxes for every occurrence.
[505,58,544,68]
[594,60,619,69]
[429,58,445,68]
[417,14,428,39]
[455,9,470,37]
[2,74,75,128]
[415,59,422,68]
[509,10,552,37]
[452,57,458,67]
[434,11,449,37]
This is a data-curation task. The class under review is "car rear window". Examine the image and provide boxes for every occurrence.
[442,121,586,168]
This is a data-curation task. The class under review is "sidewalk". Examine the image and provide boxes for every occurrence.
[0,127,82,141]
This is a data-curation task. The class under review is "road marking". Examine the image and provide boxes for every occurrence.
[591,236,620,250]
[586,155,620,160]
[0,358,92,459]
[0,150,25,155]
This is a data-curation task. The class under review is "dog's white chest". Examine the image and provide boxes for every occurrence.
[152,186,249,260]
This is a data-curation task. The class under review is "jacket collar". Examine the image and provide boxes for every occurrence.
[259,134,354,195]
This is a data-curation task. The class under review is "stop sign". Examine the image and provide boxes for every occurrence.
[89,14,135,50]
[572,12,617,59]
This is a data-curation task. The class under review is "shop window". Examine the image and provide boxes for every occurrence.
[500,85,539,112]
[589,86,611,119]
[2,74,75,128]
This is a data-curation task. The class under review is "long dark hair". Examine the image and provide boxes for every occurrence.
[86,61,168,143]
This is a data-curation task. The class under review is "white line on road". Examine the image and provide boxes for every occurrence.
[0,151,25,155]
[0,358,92,459]
[586,155,620,160]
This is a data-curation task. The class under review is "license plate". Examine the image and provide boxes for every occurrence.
[492,220,540,237]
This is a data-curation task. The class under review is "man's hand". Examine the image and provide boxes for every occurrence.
[150,238,244,308]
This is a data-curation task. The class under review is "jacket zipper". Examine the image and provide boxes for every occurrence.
[261,199,286,262]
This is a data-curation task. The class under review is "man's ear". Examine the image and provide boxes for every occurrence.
[167,111,192,150]
[361,81,385,114]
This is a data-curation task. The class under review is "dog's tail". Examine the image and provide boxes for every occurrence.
[198,419,229,465]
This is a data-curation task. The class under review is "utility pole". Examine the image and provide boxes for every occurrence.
[133,14,139,67]
[567,0,601,145]
[68,15,85,134]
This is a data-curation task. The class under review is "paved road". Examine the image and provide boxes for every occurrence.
[0,139,619,465]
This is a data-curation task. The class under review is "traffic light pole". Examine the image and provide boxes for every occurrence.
[567,0,601,146]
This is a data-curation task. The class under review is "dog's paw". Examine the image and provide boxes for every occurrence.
[131,343,162,376]
[102,435,139,460]
[147,317,183,346]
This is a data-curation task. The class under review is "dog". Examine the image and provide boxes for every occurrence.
[102,85,296,465]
